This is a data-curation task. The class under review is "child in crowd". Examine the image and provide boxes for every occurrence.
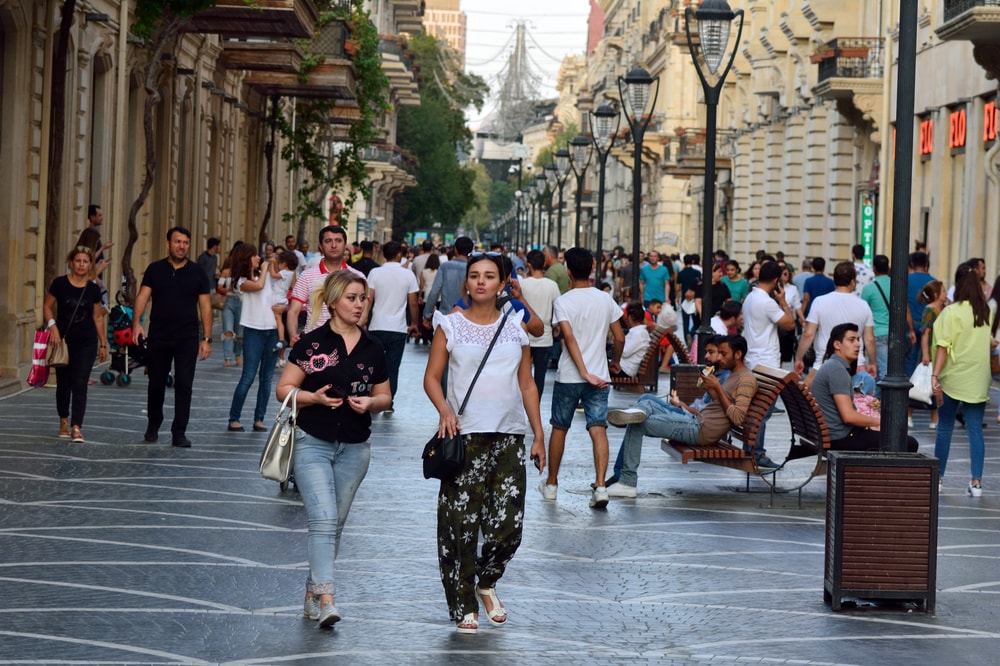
[269,251,297,359]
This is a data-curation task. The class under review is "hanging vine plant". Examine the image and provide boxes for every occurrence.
[269,0,390,240]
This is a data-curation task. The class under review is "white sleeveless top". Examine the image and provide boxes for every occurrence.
[433,309,529,436]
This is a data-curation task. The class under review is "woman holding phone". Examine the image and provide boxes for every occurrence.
[276,270,391,628]
[423,252,546,634]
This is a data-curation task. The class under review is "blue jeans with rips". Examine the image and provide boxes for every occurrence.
[227,326,278,424]
[221,295,243,362]
[293,428,371,596]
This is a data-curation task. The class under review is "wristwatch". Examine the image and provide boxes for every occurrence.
[202,337,212,344]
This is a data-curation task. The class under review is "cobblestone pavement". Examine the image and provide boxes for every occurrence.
[1,340,998,665]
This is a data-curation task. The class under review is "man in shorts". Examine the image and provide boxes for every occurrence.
[539,247,624,509]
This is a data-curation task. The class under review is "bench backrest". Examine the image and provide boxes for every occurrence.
[751,364,831,452]
[663,329,691,364]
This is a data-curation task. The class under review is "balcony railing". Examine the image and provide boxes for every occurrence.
[945,0,1000,22]
[816,38,885,83]
[362,145,417,176]
[378,37,416,72]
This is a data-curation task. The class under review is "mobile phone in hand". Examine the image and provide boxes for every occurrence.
[327,386,347,400]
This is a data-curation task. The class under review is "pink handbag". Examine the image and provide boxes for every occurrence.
[27,329,51,387]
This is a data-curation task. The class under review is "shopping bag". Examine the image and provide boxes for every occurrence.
[908,363,933,405]
[27,330,51,387]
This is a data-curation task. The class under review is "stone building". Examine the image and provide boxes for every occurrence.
[0,0,422,393]
[561,0,998,281]
[423,0,467,68]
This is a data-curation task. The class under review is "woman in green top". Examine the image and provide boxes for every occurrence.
[931,272,995,497]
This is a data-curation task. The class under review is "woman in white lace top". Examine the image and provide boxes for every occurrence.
[423,252,546,635]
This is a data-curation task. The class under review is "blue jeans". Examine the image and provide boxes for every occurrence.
[550,381,609,430]
[873,335,889,398]
[615,394,700,487]
[227,326,278,424]
[371,330,406,399]
[293,428,371,595]
[934,393,986,480]
[222,296,243,362]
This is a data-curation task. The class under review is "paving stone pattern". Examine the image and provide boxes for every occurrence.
[1,342,998,665]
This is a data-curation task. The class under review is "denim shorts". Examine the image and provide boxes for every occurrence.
[550,381,609,430]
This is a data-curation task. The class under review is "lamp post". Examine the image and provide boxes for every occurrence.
[544,163,558,248]
[590,103,620,277]
[534,173,548,249]
[569,135,592,249]
[514,189,523,251]
[685,0,744,362]
[619,66,659,301]
[552,149,571,249]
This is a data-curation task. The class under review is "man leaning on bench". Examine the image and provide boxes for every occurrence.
[605,334,756,497]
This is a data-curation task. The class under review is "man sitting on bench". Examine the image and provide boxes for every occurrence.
[811,322,919,452]
[604,334,758,497]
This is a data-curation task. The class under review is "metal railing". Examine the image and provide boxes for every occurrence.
[361,145,417,176]
[816,38,885,83]
[944,0,1000,23]
[378,37,416,72]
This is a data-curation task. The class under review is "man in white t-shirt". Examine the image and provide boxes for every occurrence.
[366,241,420,413]
[711,300,742,335]
[539,248,624,510]
[795,261,876,386]
[517,249,561,400]
[740,261,795,468]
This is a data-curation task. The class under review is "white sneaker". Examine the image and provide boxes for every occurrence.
[929,422,937,430]
[938,478,944,494]
[907,416,914,428]
[590,486,609,509]
[537,479,557,501]
[607,408,647,427]
[606,482,637,498]
[967,481,983,498]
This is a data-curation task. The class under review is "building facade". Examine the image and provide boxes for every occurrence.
[0,0,421,392]
[423,0,467,68]
[552,0,998,283]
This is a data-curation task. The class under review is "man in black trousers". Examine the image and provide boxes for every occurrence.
[132,227,212,448]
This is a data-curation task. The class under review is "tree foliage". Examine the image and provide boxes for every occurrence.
[394,34,489,237]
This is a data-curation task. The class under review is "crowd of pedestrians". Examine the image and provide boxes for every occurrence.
[41,225,1000,635]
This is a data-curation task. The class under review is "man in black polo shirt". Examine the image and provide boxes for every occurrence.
[132,227,212,447]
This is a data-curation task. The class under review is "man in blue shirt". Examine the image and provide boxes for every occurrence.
[422,236,472,323]
[905,251,935,376]
[802,256,835,317]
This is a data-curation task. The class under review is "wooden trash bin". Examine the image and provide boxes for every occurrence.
[825,451,939,612]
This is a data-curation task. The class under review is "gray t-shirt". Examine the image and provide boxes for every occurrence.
[811,355,854,440]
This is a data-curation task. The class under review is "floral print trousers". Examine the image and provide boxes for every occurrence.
[437,432,526,622]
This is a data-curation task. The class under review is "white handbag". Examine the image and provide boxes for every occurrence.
[260,388,299,482]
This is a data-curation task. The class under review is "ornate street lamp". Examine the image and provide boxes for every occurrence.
[534,173,548,249]
[551,148,571,250]
[569,135,592,249]
[685,0,743,362]
[589,103,620,276]
[544,162,559,248]
[618,66,659,300]
[514,189,523,250]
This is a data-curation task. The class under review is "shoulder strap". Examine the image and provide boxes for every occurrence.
[62,282,89,336]
[873,280,890,309]
[456,311,510,416]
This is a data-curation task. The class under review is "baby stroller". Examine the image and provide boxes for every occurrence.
[99,296,172,388]
[100,303,143,386]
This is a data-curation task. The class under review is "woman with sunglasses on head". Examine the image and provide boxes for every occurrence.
[276,270,391,629]
[424,252,546,634]
[42,246,108,442]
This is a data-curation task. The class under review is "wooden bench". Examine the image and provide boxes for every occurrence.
[662,329,691,364]
[660,364,831,505]
[610,326,666,394]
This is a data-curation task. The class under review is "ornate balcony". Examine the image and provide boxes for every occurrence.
[812,38,885,101]
[938,0,1000,42]
[937,1,1000,79]
[661,128,734,179]
[362,144,418,177]
[243,20,356,100]
[379,36,421,107]
[187,0,319,39]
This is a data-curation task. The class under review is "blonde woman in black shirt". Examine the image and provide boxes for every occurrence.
[276,270,391,629]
